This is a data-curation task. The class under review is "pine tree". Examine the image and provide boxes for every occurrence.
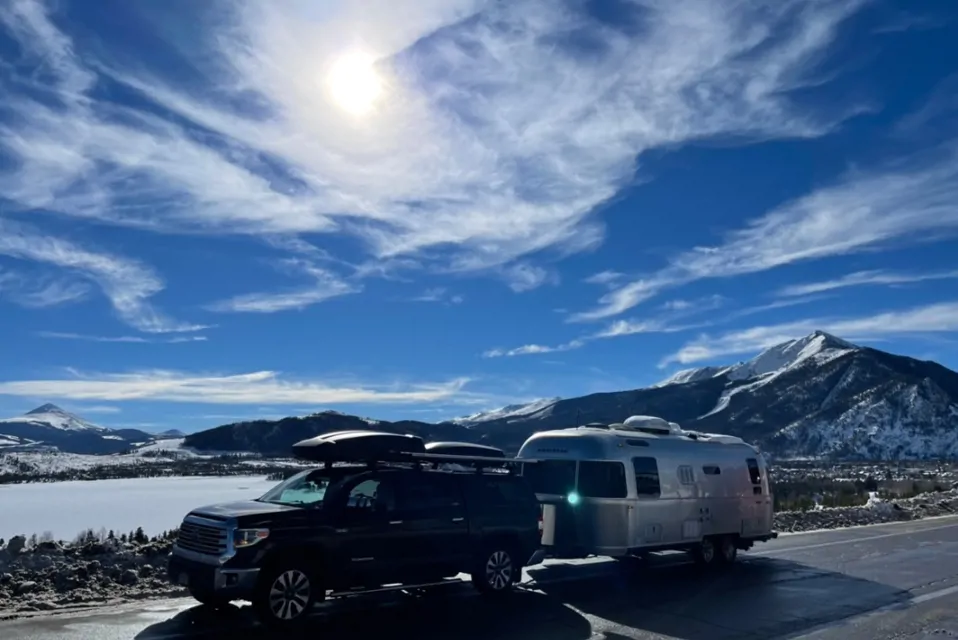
[134,527,147,544]
[108,530,115,540]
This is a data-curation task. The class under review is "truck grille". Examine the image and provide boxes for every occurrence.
[177,521,228,556]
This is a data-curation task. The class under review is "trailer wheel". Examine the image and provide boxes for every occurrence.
[691,537,717,566]
[717,536,738,564]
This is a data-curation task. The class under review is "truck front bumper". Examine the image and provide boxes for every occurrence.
[168,551,260,599]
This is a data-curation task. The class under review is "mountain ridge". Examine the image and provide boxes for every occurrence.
[0,405,154,454]
[182,331,958,461]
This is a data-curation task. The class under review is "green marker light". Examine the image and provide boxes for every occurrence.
[567,491,580,505]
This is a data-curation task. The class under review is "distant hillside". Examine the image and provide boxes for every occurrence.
[183,332,958,460]
[0,404,154,455]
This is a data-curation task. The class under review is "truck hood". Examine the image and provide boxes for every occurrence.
[190,500,303,520]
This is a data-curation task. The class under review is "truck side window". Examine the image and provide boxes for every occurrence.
[632,457,660,497]
[577,461,627,498]
[346,478,383,512]
[398,475,463,516]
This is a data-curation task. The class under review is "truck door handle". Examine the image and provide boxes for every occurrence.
[451,517,464,523]
[389,520,403,525]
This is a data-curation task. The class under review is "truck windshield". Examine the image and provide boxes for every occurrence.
[258,470,331,507]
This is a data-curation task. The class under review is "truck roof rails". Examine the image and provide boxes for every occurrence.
[291,430,534,474]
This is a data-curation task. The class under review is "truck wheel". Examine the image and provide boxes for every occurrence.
[187,585,232,609]
[253,564,317,628]
[691,537,717,566]
[472,546,518,595]
[717,536,738,564]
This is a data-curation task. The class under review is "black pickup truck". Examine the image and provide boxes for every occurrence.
[167,432,545,628]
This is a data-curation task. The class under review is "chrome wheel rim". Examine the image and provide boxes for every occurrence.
[484,550,514,590]
[268,569,311,620]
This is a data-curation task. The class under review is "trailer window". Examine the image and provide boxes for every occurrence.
[746,458,763,494]
[522,459,577,495]
[702,465,721,475]
[577,461,627,498]
[632,457,661,497]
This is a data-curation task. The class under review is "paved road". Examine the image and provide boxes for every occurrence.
[4,515,958,640]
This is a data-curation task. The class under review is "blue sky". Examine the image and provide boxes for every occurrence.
[0,0,957,433]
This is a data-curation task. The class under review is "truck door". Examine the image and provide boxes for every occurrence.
[330,472,406,587]
[394,473,471,579]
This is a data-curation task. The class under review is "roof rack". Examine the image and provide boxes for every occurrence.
[291,431,534,474]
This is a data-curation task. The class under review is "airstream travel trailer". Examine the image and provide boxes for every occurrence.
[517,415,777,565]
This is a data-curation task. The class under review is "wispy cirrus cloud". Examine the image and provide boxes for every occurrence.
[0,0,870,290]
[484,294,722,357]
[205,260,360,313]
[409,287,464,304]
[777,269,958,297]
[661,300,958,366]
[36,331,208,344]
[501,263,557,293]
[0,219,205,333]
[574,142,958,322]
[0,269,91,308]
[0,369,473,405]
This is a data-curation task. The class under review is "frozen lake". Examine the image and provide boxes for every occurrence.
[0,475,277,542]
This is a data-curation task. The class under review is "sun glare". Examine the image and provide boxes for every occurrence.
[326,52,383,116]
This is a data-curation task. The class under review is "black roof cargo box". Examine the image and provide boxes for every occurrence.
[292,430,426,462]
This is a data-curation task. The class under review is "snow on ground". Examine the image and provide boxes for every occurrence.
[0,475,278,541]
[0,438,270,476]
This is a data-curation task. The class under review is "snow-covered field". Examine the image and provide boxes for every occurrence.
[0,475,277,541]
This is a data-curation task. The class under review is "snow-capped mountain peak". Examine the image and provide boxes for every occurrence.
[656,331,858,387]
[726,331,857,382]
[450,397,561,426]
[0,404,108,432]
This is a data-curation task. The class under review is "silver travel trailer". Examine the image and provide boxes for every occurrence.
[517,415,777,565]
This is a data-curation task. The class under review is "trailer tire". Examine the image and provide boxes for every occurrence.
[717,536,738,565]
[691,537,717,567]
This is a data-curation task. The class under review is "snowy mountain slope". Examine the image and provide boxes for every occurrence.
[0,404,155,455]
[0,404,108,433]
[449,397,561,426]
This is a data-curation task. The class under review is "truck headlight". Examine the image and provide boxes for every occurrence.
[233,528,270,548]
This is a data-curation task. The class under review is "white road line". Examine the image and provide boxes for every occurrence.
[754,520,958,556]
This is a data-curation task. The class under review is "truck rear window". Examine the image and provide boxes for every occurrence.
[577,461,627,498]
[522,459,577,495]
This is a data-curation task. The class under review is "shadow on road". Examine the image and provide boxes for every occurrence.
[535,554,912,640]
[135,554,911,640]
[134,589,592,640]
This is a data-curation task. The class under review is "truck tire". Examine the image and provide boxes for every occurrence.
[471,545,519,595]
[253,563,318,628]
[187,585,232,609]
[691,536,717,567]
[717,536,738,565]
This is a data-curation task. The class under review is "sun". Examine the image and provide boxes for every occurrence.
[326,52,383,116]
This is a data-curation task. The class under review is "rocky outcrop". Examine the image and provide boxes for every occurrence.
[0,535,186,618]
